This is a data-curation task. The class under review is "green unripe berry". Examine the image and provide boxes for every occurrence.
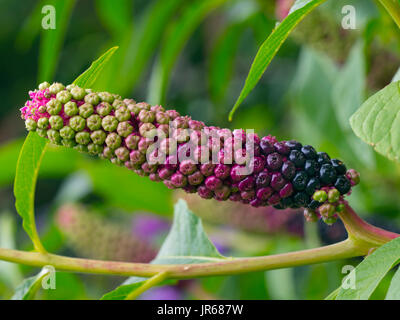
[328,188,340,203]
[102,147,114,159]
[112,99,126,109]
[70,87,86,100]
[125,134,140,150]
[138,110,155,123]
[46,99,62,115]
[60,126,75,139]
[38,82,50,90]
[127,104,141,115]
[36,128,47,138]
[98,92,114,103]
[322,215,337,225]
[37,117,49,129]
[313,190,327,203]
[102,115,118,132]
[62,139,76,148]
[49,115,64,130]
[38,105,47,113]
[139,123,156,138]
[111,157,124,166]
[85,93,100,105]
[115,106,131,121]
[25,119,37,131]
[96,102,112,116]
[75,131,91,145]
[336,203,345,212]
[47,129,61,144]
[88,143,103,155]
[90,130,106,145]
[74,144,88,153]
[64,101,78,116]
[105,132,122,149]
[156,112,170,124]
[56,90,72,104]
[48,82,65,95]
[69,116,86,131]
[117,121,133,138]
[87,114,102,131]
[319,203,335,219]
[135,102,150,111]
[115,146,129,162]
[79,103,94,118]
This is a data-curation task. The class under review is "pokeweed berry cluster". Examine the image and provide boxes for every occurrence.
[21,82,360,225]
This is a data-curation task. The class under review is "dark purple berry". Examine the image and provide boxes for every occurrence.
[292,171,308,191]
[289,150,306,168]
[279,183,293,198]
[317,152,331,165]
[305,177,321,195]
[266,152,283,170]
[304,159,318,176]
[273,142,290,155]
[285,140,302,150]
[238,176,255,192]
[205,176,223,191]
[270,172,286,191]
[281,161,296,180]
[334,175,351,194]
[319,164,337,184]
[256,170,271,187]
[260,140,274,155]
[331,159,347,175]
[256,187,273,201]
[301,145,317,159]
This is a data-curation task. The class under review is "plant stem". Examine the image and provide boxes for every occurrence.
[125,272,169,300]
[0,205,397,279]
[0,239,360,278]
[379,0,400,29]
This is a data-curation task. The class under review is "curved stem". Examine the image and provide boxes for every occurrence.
[0,238,360,278]
[0,205,397,279]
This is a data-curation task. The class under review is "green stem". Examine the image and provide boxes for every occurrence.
[0,205,397,279]
[125,272,169,300]
[0,239,360,278]
[378,0,400,29]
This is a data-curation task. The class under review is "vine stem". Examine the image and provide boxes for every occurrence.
[0,204,397,279]
[379,0,400,29]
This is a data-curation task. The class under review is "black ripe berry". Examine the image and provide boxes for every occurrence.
[293,192,309,207]
[319,164,337,184]
[301,145,317,159]
[304,159,318,176]
[305,177,321,195]
[289,150,306,167]
[331,159,347,175]
[285,140,302,150]
[317,152,331,165]
[308,200,321,210]
[334,175,351,194]
[280,197,293,208]
[292,171,308,191]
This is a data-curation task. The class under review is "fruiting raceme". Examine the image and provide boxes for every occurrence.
[56,204,157,262]
[22,82,360,224]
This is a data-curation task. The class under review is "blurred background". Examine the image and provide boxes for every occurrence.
[0,0,400,299]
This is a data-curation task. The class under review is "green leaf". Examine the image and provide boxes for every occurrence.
[228,0,326,120]
[114,0,185,95]
[147,0,228,105]
[153,199,225,264]
[350,81,400,162]
[385,266,400,300]
[95,0,133,38]
[336,237,400,300]
[101,199,224,299]
[11,267,52,300]
[73,46,119,88]
[38,0,76,82]
[13,132,48,252]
